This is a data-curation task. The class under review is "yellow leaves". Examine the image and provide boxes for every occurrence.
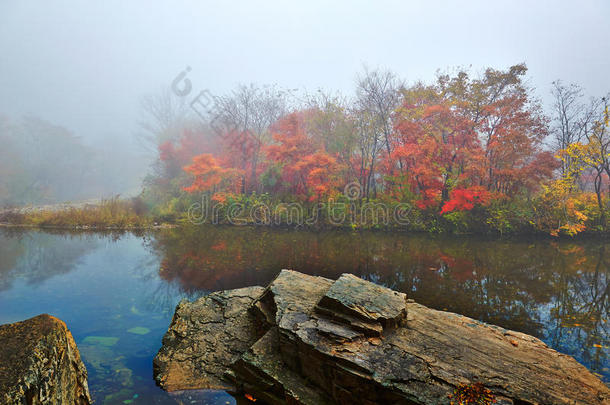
[557,207,587,237]
[449,383,496,405]
[535,178,596,237]
[574,210,588,222]
[558,142,601,181]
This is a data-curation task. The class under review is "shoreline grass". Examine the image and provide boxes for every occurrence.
[1,196,608,239]
[0,197,154,229]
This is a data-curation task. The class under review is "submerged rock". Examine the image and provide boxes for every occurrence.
[0,314,91,405]
[154,270,610,405]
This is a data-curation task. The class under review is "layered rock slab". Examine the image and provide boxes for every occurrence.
[230,328,335,405]
[315,273,408,335]
[0,314,91,405]
[153,286,265,391]
[155,270,610,405]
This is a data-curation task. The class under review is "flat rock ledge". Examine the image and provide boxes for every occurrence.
[0,314,91,405]
[154,270,610,405]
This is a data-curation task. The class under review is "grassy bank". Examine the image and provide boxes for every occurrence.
[142,191,609,237]
[0,197,154,229]
[2,193,609,238]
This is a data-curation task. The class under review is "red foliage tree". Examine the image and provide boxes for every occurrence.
[158,128,217,180]
[391,86,484,208]
[183,153,242,194]
[218,129,258,193]
[440,186,491,214]
[391,65,556,212]
[266,112,342,200]
[476,93,552,195]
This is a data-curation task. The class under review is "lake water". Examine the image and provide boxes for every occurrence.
[0,226,608,404]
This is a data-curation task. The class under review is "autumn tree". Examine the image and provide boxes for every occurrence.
[302,91,358,186]
[183,153,242,196]
[392,83,484,208]
[439,64,554,196]
[354,67,403,198]
[213,84,289,193]
[391,65,555,211]
[440,187,491,214]
[532,171,591,237]
[558,98,610,226]
[156,128,218,180]
[265,112,342,200]
[550,81,594,176]
[136,86,223,210]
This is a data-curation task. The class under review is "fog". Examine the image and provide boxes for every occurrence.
[0,0,608,204]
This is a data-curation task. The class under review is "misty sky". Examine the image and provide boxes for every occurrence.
[1,0,608,150]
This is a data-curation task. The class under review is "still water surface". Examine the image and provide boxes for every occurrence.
[0,226,607,403]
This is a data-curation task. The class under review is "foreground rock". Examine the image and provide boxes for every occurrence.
[154,286,266,391]
[155,270,610,405]
[0,314,91,405]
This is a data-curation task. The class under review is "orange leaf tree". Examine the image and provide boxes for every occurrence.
[183,153,242,195]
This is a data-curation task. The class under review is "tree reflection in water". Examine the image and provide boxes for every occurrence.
[149,226,609,382]
[0,227,606,384]
[0,228,100,291]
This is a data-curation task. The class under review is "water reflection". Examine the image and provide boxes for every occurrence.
[0,229,210,404]
[150,226,609,382]
[0,226,607,404]
[0,228,100,290]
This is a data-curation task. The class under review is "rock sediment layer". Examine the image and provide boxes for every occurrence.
[155,270,610,405]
